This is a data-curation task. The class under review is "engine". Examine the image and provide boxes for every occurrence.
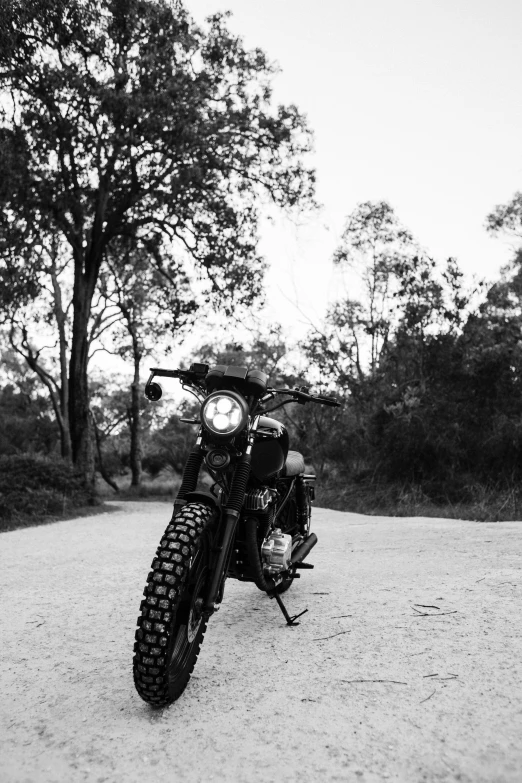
[261,529,293,576]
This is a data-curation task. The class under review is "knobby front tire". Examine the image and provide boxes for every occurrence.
[133,502,214,707]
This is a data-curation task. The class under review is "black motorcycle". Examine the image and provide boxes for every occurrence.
[133,362,340,706]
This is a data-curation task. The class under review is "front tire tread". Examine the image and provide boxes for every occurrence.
[133,503,213,707]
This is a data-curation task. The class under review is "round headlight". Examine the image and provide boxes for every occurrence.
[201,392,248,439]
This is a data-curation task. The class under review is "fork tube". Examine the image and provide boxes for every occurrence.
[204,418,259,613]
[172,430,203,517]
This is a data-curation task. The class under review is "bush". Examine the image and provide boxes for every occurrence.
[0,454,95,531]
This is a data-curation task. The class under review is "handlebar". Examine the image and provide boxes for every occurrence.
[145,367,341,408]
[266,387,341,407]
[263,387,341,409]
[148,368,182,379]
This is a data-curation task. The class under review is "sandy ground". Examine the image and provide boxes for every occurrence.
[1,502,521,783]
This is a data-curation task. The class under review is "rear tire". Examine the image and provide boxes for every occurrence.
[133,502,214,707]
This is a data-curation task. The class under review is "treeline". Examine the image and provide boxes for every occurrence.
[2,0,522,524]
[196,200,522,520]
[3,187,522,524]
[301,200,522,518]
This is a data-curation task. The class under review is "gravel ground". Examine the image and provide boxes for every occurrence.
[1,501,521,783]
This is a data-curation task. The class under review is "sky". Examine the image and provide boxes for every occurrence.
[186,0,522,338]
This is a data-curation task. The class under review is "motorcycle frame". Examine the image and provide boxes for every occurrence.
[145,366,321,621]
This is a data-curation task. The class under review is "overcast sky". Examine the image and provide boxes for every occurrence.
[187,0,522,337]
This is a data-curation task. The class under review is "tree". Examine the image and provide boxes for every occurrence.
[0,351,60,456]
[197,324,292,383]
[486,192,522,240]
[0,0,315,483]
[0,234,74,460]
[301,203,481,493]
[332,200,417,374]
[101,235,197,486]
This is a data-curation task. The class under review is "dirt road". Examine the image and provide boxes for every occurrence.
[1,502,521,782]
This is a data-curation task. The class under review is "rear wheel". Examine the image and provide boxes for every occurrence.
[133,502,214,707]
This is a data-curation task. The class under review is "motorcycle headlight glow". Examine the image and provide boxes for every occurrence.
[201,392,249,439]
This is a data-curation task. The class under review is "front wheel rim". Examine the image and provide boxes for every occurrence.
[168,555,208,681]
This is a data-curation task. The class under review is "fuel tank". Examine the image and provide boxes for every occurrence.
[250,416,290,481]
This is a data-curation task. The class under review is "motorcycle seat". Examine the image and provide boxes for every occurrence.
[282,450,305,477]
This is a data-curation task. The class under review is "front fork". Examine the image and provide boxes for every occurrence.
[173,419,260,617]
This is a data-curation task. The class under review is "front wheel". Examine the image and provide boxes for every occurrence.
[133,502,214,707]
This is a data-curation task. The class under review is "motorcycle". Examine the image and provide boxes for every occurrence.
[133,362,340,706]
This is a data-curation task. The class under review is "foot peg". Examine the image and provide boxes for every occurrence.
[269,590,308,626]
[294,561,314,569]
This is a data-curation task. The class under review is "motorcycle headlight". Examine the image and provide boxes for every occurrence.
[201,392,249,439]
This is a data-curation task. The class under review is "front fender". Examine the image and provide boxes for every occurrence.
[183,491,221,511]
[173,490,221,519]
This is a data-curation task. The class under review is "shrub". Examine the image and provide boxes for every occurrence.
[0,454,94,531]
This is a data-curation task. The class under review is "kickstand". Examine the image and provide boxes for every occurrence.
[268,590,308,626]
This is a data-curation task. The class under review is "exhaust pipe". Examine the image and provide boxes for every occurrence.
[291,533,318,565]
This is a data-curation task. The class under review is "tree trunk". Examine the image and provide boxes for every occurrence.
[129,345,143,486]
[69,269,95,486]
[50,257,72,462]
[92,412,119,493]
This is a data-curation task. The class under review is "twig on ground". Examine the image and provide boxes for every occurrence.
[476,577,486,583]
[420,689,436,703]
[330,614,353,619]
[340,679,407,685]
[423,673,438,678]
[412,610,458,617]
[414,604,440,610]
[313,630,351,641]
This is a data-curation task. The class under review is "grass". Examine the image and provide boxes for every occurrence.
[0,454,97,533]
[96,470,181,501]
[3,456,520,533]
[1,469,180,533]
[315,480,522,522]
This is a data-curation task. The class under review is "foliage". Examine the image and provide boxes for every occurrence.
[0,0,316,478]
[196,325,295,384]
[4,162,522,520]
[332,200,418,373]
[0,384,58,456]
[298,199,522,511]
[0,454,94,530]
[0,352,60,455]
[486,191,522,239]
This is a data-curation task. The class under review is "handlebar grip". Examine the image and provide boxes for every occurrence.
[315,396,341,407]
[149,367,181,378]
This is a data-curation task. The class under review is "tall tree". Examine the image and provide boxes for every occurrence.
[101,235,197,486]
[0,0,315,482]
[332,200,417,374]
